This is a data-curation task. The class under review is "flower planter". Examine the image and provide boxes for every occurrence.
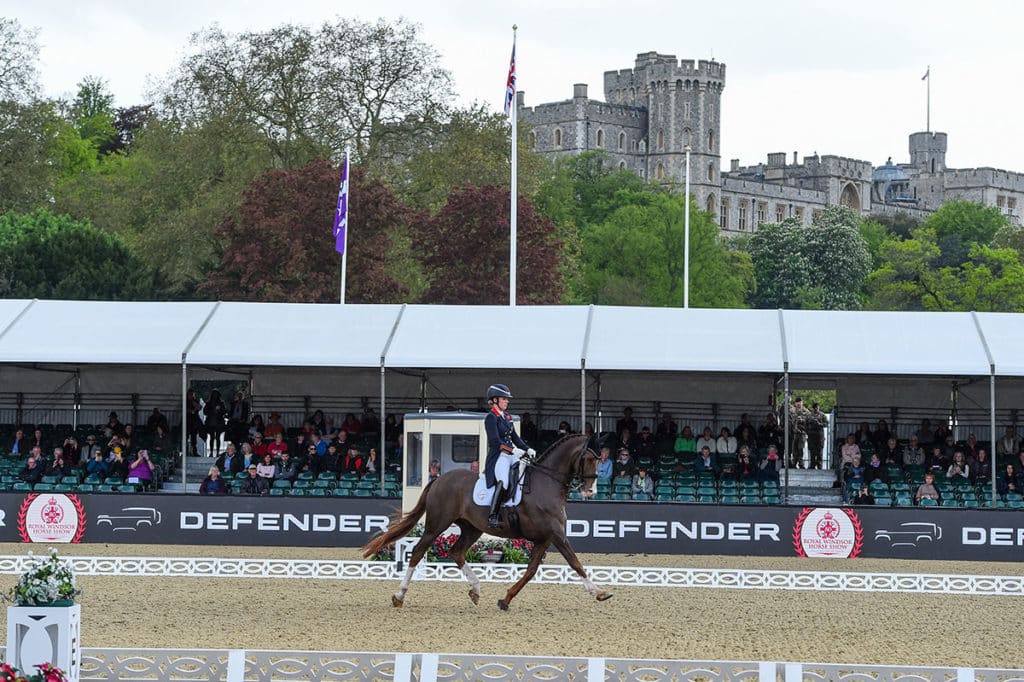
[481,552,502,563]
[6,603,80,682]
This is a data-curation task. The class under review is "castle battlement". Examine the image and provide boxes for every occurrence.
[604,53,726,94]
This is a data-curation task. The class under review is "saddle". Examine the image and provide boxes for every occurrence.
[472,461,525,508]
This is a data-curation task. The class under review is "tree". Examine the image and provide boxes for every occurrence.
[69,76,118,154]
[156,18,452,167]
[416,186,563,304]
[0,209,164,299]
[0,18,39,102]
[580,189,751,307]
[202,159,409,303]
[0,101,63,212]
[748,205,871,309]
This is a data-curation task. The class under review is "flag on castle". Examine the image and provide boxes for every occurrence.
[333,150,349,254]
[504,35,517,116]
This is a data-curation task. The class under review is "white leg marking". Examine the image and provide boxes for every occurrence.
[582,577,598,595]
[461,564,481,592]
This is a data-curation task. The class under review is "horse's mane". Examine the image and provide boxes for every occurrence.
[534,432,591,464]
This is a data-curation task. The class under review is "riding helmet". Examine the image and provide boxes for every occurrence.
[487,384,513,400]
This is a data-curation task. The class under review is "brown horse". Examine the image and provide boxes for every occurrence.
[362,433,612,610]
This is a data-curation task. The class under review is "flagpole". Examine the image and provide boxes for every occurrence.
[509,25,518,308]
[926,65,930,133]
[683,145,691,309]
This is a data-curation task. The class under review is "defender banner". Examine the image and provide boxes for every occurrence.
[1,493,1022,560]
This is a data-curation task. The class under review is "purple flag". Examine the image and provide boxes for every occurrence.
[333,152,349,254]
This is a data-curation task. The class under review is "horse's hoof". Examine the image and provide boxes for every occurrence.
[596,590,613,602]
[497,599,509,611]
[469,590,479,605]
[391,595,404,608]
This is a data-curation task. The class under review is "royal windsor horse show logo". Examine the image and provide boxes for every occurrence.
[18,493,86,543]
[793,507,863,558]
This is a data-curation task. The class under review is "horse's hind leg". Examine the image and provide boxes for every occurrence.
[551,534,612,602]
[450,521,484,605]
[497,539,549,611]
[392,514,454,607]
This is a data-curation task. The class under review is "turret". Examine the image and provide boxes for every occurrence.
[909,131,947,173]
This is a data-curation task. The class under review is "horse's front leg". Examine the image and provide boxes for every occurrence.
[551,534,612,602]
[498,539,549,611]
[450,521,484,605]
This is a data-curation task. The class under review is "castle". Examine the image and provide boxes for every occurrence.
[518,52,1024,232]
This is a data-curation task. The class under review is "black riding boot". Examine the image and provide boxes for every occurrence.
[487,482,505,528]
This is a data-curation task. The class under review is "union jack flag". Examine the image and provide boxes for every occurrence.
[503,36,516,117]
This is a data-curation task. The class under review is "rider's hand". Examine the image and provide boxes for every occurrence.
[512,447,526,459]
[526,448,536,458]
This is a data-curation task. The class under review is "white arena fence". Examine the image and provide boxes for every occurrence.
[0,556,1022,597]
[0,648,1017,682]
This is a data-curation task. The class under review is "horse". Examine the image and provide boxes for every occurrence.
[361,433,612,610]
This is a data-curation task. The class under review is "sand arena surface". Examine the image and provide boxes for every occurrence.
[0,542,1020,669]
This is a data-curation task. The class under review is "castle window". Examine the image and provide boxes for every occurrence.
[618,132,625,151]
[706,194,716,215]
[676,79,683,90]
[708,129,715,152]
[554,128,562,148]
[596,129,604,148]
[657,129,664,151]
[656,162,665,180]
[720,198,729,229]
[776,205,786,223]
[707,163,714,182]
[683,128,691,147]
[619,161,626,170]
[683,102,691,119]
[530,131,537,149]
[629,87,635,102]
[997,195,1006,208]
[757,202,767,226]
[738,205,747,231]
[794,206,805,223]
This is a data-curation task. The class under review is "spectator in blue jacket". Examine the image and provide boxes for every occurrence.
[596,447,614,481]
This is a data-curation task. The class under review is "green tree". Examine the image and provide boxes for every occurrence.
[0,18,39,102]
[581,190,751,307]
[0,209,164,299]
[69,76,118,154]
[156,18,452,168]
[0,101,64,212]
[748,206,870,309]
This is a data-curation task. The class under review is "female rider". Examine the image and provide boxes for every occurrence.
[484,384,535,528]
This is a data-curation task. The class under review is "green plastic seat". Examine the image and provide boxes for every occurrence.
[33,483,54,492]
[611,492,630,501]
[307,488,328,497]
[675,493,697,503]
[697,495,717,504]
[297,471,315,481]
[272,479,292,488]
[919,497,938,506]
[269,488,285,496]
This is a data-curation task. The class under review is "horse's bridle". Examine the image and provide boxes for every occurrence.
[528,438,598,492]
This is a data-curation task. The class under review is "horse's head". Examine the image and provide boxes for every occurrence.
[574,445,600,497]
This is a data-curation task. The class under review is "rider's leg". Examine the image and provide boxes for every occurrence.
[487,481,505,528]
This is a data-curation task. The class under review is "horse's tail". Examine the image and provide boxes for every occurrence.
[361,478,436,558]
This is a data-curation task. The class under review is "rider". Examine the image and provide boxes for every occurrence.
[484,383,535,528]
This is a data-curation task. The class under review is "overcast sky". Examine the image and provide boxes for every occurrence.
[8,1,1024,172]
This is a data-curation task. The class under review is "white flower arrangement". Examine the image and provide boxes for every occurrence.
[7,549,78,607]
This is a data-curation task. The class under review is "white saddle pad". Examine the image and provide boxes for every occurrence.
[472,473,523,508]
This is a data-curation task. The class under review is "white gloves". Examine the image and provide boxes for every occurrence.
[512,447,526,459]
[526,448,537,457]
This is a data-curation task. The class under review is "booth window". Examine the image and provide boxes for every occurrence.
[430,434,480,465]
[406,432,423,486]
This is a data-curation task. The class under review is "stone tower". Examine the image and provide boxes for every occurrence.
[603,52,726,214]
[909,131,947,174]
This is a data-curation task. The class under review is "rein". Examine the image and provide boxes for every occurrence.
[526,437,596,492]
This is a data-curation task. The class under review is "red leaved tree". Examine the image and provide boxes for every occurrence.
[202,158,408,302]
[416,185,564,304]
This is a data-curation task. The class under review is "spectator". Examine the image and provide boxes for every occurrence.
[596,447,614,481]
[105,412,126,438]
[696,427,716,453]
[880,438,901,467]
[364,448,380,477]
[248,414,265,439]
[264,412,285,440]
[19,457,43,485]
[107,448,129,479]
[216,443,243,476]
[914,472,941,504]
[9,429,26,457]
[735,425,758,454]
[759,445,782,483]
[871,419,892,452]
[427,459,440,482]
[321,417,339,440]
[334,429,351,452]
[695,446,719,478]
[655,413,678,439]
[734,446,758,482]
[267,432,289,459]
[902,436,926,467]
[47,448,70,478]
[122,423,136,451]
[147,408,170,434]
[840,434,861,468]
[86,450,108,479]
[674,426,696,454]
[226,391,251,447]
[186,389,203,457]
[239,443,256,470]
[934,422,952,447]
[844,453,866,490]
[997,426,1019,459]
[998,464,1022,496]
[734,413,756,439]
[384,414,401,443]
[805,404,828,470]
[128,449,156,491]
[864,453,888,485]
[716,427,737,455]
[256,453,277,481]
[203,390,227,456]
[300,443,319,474]
[636,426,656,460]
[584,422,595,438]
[61,436,80,466]
[915,418,934,445]
[469,460,480,474]
[1018,448,1024,473]
[239,464,269,495]
[789,397,810,468]
[853,485,875,505]
[557,421,571,436]
[274,452,297,483]
[310,431,328,458]
[631,465,654,501]
[199,466,229,495]
[971,449,992,485]
[616,407,638,438]
[322,443,341,473]
[963,433,980,460]
[150,424,172,456]
[250,432,268,460]
[758,413,782,449]
[361,407,380,436]
[29,428,46,452]
[618,428,635,454]
[308,410,327,434]
[342,412,363,435]
[947,450,970,482]
[106,434,125,459]
[613,448,634,478]
[520,412,539,443]
[853,421,873,447]
[925,447,948,475]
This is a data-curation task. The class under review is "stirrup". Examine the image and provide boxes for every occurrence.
[487,513,501,528]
